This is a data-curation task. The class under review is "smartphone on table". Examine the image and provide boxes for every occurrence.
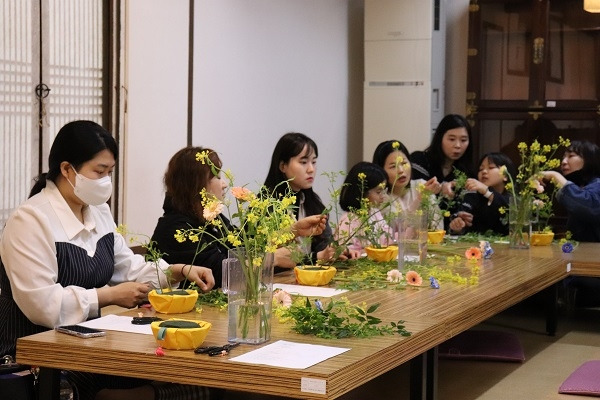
[55,325,106,338]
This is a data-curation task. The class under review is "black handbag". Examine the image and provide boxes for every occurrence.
[0,355,37,400]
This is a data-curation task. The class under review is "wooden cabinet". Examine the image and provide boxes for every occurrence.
[466,0,600,232]
[466,0,600,163]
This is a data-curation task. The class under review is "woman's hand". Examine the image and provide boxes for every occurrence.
[464,178,488,195]
[541,171,567,188]
[292,214,327,237]
[274,247,296,269]
[424,177,442,195]
[97,282,150,308]
[449,211,473,233]
[171,264,215,292]
[343,248,361,260]
[441,181,456,199]
[317,245,336,263]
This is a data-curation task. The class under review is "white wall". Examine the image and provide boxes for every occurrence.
[123,0,190,235]
[123,0,469,234]
[192,0,357,195]
[123,0,363,234]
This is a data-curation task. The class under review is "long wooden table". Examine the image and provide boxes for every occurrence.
[17,243,595,400]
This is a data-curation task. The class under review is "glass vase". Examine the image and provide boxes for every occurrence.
[222,248,274,344]
[508,197,532,249]
[395,211,428,270]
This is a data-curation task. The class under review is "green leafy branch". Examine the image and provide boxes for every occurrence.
[281,297,410,339]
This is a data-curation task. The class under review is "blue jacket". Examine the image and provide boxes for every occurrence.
[556,177,600,242]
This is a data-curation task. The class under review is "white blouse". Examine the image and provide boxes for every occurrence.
[0,180,169,328]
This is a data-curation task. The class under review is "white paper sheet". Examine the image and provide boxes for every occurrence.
[273,283,347,298]
[79,314,153,335]
[229,340,350,369]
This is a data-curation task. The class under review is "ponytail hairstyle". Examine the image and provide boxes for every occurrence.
[29,120,117,198]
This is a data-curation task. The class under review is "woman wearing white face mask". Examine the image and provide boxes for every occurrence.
[0,120,217,400]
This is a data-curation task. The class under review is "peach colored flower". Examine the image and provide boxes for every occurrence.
[386,269,403,283]
[203,200,224,221]
[465,247,482,260]
[231,186,253,202]
[273,289,292,308]
[405,270,423,286]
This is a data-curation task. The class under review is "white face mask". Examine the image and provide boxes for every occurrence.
[68,166,113,206]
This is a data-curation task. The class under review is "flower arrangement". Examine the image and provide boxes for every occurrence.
[116,225,186,292]
[115,225,199,313]
[415,168,467,231]
[175,152,298,256]
[175,150,300,343]
[500,137,570,248]
[323,171,395,255]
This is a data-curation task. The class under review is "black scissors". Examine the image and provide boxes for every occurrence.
[131,316,162,325]
[194,342,240,356]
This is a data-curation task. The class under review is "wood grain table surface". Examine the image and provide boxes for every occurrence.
[17,242,596,399]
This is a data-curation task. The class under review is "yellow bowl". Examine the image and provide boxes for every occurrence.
[294,266,337,286]
[148,289,198,314]
[530,232,554,246]
[365,246,398,262]
[427,230,446,244]
[151,318,211,350]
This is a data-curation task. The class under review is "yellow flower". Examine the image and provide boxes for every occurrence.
[498,207,506,215]
[174,230,186,243]
[547,159,560,169]
[443,210,450,217]
[116,224,127,235]
[188,233,199,243]
[530,140,540,151]
[195,150,210,164]
[357,172,366,181]
[246,213,259,224]
[518,142,527,151]
[252,257,263,267]
[392,141,400,149]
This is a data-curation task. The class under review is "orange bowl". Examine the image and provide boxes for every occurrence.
[427,230,446,244]
[151,318,211,350]
[294,266,337,286]
[530,232,554,246]
[365,246,398,262]
[148,289,198,314]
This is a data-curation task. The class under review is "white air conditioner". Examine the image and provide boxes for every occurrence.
[363,0,446,160]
